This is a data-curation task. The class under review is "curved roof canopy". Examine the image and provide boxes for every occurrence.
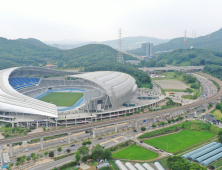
[0,67,57,117]
[70,71,137,108]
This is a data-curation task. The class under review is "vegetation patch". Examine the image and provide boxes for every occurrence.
[39,92,83,107]
[111,145,158,160]
[144,130,215,153]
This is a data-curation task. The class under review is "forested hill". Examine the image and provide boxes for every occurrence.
[17,38,59,50]
[155,48,222,66]
[0,38,137,70]
[153,28,222,52]
[128,28,222,55]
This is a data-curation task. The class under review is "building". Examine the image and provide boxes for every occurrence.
[142,42,153,56]
[45,64,56,69]
[0,67,138,127]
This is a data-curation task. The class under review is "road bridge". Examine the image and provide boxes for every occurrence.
[140,66,204,73]
[2,72,222,157]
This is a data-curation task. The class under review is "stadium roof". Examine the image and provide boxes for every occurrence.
[0,67,57,117]
[70,71,137,108]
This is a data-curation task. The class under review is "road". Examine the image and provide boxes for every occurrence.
[139,66,204,72]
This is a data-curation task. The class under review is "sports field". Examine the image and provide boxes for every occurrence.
[111,145,158,160]
[39,92,83,107]
[144,130,215,153]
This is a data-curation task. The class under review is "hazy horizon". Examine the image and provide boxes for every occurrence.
[1,0,222,42]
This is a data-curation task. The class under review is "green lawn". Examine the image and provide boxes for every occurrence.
[111,145,158,160]
[144,130,215,153]
[39,92,83,107]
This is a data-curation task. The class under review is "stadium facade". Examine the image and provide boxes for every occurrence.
[0,67,152,127]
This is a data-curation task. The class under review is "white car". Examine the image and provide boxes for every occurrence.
[167,153,173,156]
[23,149,29,152]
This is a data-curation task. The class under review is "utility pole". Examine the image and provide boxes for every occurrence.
[117,28,124,64]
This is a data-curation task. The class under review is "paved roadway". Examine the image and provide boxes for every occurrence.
[139,66,204,72]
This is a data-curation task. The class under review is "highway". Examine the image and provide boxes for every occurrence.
[0,73,221,146]
[140,66,204,72]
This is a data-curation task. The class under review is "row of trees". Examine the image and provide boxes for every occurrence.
[167,156,207,170]
[75,144,112,163]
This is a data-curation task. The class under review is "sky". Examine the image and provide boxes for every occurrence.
[0,0,222,43]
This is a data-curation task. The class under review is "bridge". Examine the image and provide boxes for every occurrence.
[1,72,222,157]
[140,66,204,73]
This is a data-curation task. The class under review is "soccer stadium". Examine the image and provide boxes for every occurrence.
[0,67,156,127]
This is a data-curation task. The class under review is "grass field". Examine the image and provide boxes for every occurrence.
[39,92,83,107]
[144,130,215,153]
[111,145,158,160]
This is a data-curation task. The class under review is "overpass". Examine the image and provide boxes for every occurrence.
[140,66,204,73]
[1,72,222,157]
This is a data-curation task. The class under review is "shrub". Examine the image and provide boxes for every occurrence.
[141,127,146,131]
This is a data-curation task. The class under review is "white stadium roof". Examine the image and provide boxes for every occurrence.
[0,67,57,117]
[70,71,137,108]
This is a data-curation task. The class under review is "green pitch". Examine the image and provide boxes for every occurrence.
[39,92,83,107]
[144,130,215,153]
[111,145,158,160]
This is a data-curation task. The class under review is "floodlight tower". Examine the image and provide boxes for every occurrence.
[117,28,124,64]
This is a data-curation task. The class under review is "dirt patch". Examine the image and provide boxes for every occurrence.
[154,80,189,90]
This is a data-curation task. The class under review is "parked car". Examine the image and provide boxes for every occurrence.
[71,144,75,147]
[23,149,29,152]
[51,149,55,151]
[140,141,143,143]
[133,129,137,132]
[98,138,102,140]
[159,149,164,152]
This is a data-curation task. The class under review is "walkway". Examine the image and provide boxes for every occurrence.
[28,154,75,170]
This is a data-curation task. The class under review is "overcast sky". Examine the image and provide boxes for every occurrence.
[1,0,222,42]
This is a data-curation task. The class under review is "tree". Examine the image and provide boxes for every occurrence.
[141,127,146,131]
[78,146,89,156]
[103,149,111,159]
[66,149,71,153]
[49,151,54,158]
[167,120,171,124]
[20,158,25,165]
[16,162,20,168]
[40,155,43,161]
[44,151,48,157]
[31,153,35,158]
[92,144,103,155]
[26,157,31,164]
[75,151,81,163]
[152,124,156,128]
[33,156,37,162]
[57,147,62,155]
[219,135,222,143]
[18,142,22,148]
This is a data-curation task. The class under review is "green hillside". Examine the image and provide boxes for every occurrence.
[128,28,222,55]
[156,48,222,66]
[153,28,222,52]
[0,38,137,70]
[17,38,58,50]
[102,36,169,46]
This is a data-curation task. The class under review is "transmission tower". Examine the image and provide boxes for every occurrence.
[183,30,187,51]
[117,28,124,64]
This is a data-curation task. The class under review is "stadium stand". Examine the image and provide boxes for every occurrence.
[9,77,40,89]
[182,142,217,159]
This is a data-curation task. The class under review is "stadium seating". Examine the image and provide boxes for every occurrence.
[9,77,40,89]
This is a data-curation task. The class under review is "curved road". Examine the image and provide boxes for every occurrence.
[0,72,221,145]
